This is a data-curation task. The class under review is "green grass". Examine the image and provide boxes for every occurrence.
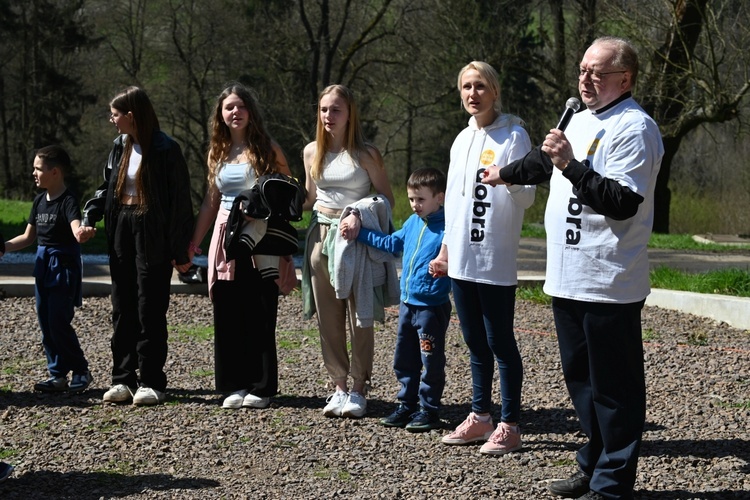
[516,284,552,305]
[0,448,19,460]
[649,233,750,251]
[277,328,320,349]
[0,199,32,250]
[716,400,750,410]
[517,266,750,301]
[642,328,659,341]
[168,325,214,342]
[94,459,136,476]
[650,267,750,297]
[0,198,109,253]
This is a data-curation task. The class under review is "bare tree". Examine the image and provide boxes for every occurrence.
[632,0,750,232]
[104,0,148,85]
[0,0,97,198]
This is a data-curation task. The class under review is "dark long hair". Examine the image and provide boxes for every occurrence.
[112,86,160,213]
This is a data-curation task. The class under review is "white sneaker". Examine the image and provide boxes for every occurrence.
[103,384,134,403]
[222,390,248,409]
[132,386,166,406]
[242,393,271,409]
[322,390,348,417]
[341,391,367,418]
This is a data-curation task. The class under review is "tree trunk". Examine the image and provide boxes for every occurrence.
[643,0,707,233]
[652,135,681,233]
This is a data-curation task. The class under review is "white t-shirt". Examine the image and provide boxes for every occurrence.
[543,97,664,303]
[123,144,142,197]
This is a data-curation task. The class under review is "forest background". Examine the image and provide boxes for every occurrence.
[1,0,748,235]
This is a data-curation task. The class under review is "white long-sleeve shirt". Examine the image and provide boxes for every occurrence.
[444,113,535,286]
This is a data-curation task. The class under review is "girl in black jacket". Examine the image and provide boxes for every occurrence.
[78,86,194,406]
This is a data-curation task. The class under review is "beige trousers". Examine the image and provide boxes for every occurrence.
[307,222,373,389]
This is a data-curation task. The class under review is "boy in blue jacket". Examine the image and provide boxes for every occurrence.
[350,167,451,432]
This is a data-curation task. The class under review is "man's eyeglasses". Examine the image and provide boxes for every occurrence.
[578,68,627,82]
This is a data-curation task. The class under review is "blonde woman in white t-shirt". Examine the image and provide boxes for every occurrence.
[302,84,395,419]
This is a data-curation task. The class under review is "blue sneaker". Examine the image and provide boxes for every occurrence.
[405,409,441,433]
[0,461,13,482]
[380,403,417,428]
[69,371,93,393]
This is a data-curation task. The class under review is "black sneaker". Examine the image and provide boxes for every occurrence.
[380,403,417,428]
[69,371,93,393]
[548,470,591,498]
[0,461,13,482]
[405,409,440,433]
[34,376,68,393]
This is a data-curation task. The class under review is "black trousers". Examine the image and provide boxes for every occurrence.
[552,297,646,499]
[109,207,173,392]
[212,254,279,396]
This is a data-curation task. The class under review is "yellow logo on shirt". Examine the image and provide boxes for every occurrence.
[587,138,600,157]
[480,149,495,165]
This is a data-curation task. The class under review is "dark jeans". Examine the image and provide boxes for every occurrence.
[393,301,451,413]
[552,297,646,499]
[451,278,522,422]
[35,281,88,378]
[212,254,279,396]
[110,207,173,392]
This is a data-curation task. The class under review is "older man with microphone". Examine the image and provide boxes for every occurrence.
[483,36,663,499]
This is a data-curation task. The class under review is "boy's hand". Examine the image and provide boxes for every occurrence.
[339,213,361,241]
[76,226,96,243]
[428,257,448,278]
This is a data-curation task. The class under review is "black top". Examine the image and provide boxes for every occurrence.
[29,189,81,246]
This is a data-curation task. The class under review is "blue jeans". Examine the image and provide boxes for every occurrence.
[393,301,451,413]
[552,297,646,499]
[451,278,522,422]
[35,281,88,378]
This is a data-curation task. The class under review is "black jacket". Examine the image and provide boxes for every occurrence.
[224,174,304,262]
[82,132,194,265]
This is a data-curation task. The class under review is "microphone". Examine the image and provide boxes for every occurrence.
[555,97,581,132]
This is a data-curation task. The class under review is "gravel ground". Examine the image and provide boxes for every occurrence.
[0,291,748,499]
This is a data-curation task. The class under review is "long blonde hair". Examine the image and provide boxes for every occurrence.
[310,84,370,180]
[206,83,277,189]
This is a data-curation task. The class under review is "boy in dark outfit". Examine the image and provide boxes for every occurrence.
[1,145,92,393]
